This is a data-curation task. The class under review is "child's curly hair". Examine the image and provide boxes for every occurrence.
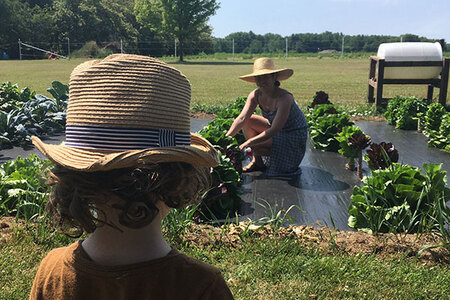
[46,162,211,237]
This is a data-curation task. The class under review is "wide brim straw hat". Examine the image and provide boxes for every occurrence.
[32,54,219,172]
[239,57,293,83]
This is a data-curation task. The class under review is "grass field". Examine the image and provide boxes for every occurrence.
[1,56,449,108]
[2,226,450,300]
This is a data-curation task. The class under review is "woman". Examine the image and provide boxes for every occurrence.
[226,57,308,177]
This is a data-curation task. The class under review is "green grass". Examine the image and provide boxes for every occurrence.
[1,230,449,300]
[1,56,449,109]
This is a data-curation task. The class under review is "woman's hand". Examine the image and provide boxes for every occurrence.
[239,142,249,151]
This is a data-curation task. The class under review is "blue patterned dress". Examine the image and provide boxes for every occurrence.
[259,95,308,177]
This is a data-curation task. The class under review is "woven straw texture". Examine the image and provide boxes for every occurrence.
[68,54,191,131]
[239,57,293,83]
[32,54,219,171]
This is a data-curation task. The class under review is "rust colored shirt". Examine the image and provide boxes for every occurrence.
[29,241,234,300]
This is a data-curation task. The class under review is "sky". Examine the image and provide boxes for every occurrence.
[208,0,450,42]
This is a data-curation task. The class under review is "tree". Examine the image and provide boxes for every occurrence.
[53,0,138,49]
[135,0,219,61]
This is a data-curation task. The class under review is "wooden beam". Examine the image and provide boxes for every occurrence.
[376,59,385,107]
[439,58,449,105]
[427,85,433,102]
[384,61,443,67]
[367,57,377,103]
[369,56,382,61]
[383,79,436,84]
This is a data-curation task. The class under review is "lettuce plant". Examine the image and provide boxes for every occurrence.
[348,162,450,236]
[428,112,450,152]
[365,142,399,170]
[0,155,52,220]
[423,103,447,137]
[308,90,332,109]
[306,103,353,152]
[335,126,364,170]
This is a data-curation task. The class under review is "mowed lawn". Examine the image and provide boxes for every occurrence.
[1,56,448,108]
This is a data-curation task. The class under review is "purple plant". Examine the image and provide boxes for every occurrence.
[366,142,399,170]
[310,91,332,108]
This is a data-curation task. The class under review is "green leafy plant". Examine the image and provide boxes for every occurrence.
[46,80,69,112]
[0,155,52,220]
[216,96,247,119]
[306,103,353,152]
[197,97,250,220]
[0,82,68,149]
[335,126,364,170]
[428,112,450,152]
[348,163,450,239]
[197,151,241,220]
[384,95,403,126]
[423,103,447,137]
[0,82,35,112]
[384,96,429,130]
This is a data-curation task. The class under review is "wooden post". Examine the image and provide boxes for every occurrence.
[367,57,377,103]
[375,59,385,108]
[427,85,433,102]
[439,58,449,105]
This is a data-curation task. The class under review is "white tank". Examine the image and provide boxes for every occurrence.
[377,42,443,79]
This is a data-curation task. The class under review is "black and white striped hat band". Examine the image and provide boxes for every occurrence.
[65,125,191,151]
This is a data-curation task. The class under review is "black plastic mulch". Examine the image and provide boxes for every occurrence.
[1,120,448,230]
[239,121,449,230]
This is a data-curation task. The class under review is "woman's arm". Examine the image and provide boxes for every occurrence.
[239,93,293,149]
[225,90,258,137]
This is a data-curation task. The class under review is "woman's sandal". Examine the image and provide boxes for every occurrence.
[242,162,266,173]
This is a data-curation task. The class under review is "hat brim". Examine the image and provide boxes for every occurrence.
[239,68,293,83]
[32,133,219,172]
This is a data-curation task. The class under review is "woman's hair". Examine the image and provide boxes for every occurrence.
[274,80,280,87]
[46,162,211,237]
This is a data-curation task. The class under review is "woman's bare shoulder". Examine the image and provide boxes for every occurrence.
[248,88,259,98]
[277,89,294,102]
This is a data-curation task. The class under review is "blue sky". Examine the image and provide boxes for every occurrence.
[209,0,450,42]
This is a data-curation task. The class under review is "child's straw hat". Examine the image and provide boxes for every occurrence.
[239,57,293,83]
[32,54,219,172]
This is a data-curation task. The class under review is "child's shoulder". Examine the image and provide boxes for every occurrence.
[167,249,222,276]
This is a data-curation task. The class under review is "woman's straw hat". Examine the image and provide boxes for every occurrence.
[239,57,293,83]
[32,54,219,172]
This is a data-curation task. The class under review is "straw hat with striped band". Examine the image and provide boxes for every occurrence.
[32,54,219,172]
[239,57,293,83]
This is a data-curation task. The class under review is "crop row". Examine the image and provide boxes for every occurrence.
[305,92,450,240]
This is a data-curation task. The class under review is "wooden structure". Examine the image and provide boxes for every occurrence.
[368,56,450,107]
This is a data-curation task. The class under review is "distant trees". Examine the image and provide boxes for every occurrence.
[135,0,220,61]
[213,31,447,54]
[0,0,447,60]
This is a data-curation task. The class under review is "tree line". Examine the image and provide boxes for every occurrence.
[0,0,447,61]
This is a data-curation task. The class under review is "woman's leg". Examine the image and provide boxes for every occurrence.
[242,115,272,171]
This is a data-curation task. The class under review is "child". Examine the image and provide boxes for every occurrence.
[29,54,234,299]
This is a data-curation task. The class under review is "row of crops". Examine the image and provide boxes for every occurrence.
[0,82,449,244]
[0,82,68,149]
[305,91,450,239]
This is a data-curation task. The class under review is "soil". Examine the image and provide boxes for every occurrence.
[183,222,450,266]
[1,217,448,265]
[349,115,386,122]
[190,111,217,119]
